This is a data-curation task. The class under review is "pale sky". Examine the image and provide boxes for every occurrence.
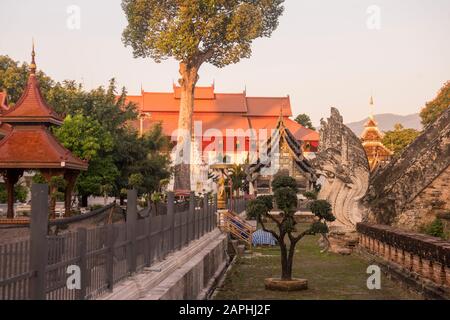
[0,0,449,125]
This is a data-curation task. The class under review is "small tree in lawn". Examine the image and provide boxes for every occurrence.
[121,0,285,191]
[247,175,335,283]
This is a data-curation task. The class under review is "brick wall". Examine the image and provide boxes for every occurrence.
[357,223,450,297]
[395,166,450,230]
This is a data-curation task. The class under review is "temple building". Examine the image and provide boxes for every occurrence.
[360,97,393,171]
[0,46,88,219]
[247,115,317,195]
[123,84,319,191]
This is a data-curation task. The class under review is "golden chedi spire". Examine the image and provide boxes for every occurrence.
[361,95,393,171]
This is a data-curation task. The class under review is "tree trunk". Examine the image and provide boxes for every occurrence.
[279,238,291,280]
[173,62,199,191]
[286,241,297,280]
[81,194,88,208]
[64,170,79,217]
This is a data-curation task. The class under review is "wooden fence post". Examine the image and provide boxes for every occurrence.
[167,192,175,252]
[214,193,218,228]
[144,216,150,267]
[203,195,208,237]
[106,224,114,291]
[127,189,137,274]
[189,192,195,243]
[29,184,49,300]
[76,228,87,300]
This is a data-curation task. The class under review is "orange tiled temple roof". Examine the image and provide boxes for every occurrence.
[126,85,319,142]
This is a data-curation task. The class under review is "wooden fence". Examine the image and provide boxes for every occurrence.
[0,185,218,300]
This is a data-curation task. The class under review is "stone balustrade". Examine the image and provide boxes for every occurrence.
[357,223,450,290]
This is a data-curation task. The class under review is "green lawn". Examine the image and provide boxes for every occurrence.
[214,230,421,300]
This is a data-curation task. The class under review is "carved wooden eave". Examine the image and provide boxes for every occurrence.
[246,117,317,182]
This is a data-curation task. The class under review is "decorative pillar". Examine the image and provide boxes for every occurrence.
[41,169,64,219]
[64,169,79,217]
[384,244,391,260]
[446,267,450,287]
[432,263,446,285]
[412,255,422,275]
[3,169,23,219]
[421,259,433,280]
[404,252,413,271]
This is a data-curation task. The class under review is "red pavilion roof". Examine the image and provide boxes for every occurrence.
[0,74,63,125]
[0,126,88,170]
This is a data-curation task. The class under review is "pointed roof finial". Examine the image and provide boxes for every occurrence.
[369,94,375,119]
[30,39,36,75]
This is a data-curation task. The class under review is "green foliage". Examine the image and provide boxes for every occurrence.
[54,114,120,199]
[121,0,285,68]
[128,173,144,189]
[303,190,318,200]
[257,195,273,211]
[246,199,270,220]
[151,192,163,203]
[31,172,46,184]
[0,183,28,203]
[309,200,335,222]
[382,124,420,155]
[53,114,114,160]
[274,187,297,212]
[420,81,450,126]
[271,175,298,193]
[294,113,315,130]
[310,221,329,234]
[422,218,446,239]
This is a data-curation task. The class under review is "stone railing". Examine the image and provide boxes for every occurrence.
[357,223,450,296]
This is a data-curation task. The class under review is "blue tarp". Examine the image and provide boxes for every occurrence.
[252,229,277,246]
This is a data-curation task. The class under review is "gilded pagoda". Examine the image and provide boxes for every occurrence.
[360,97,393,171]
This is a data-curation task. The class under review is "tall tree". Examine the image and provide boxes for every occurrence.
[382,123,420,155]
[294,113,315,130]
[121,0,285,190]
[420,81,450,126]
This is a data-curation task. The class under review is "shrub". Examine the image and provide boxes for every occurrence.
[0,184,29,203]
[274,187,297,212]
[246,199,270,220]
[271,175,298,193]
[423,218,445,239]
[309,200,335,222]
[303,190,318,200]
[257,195,273,211]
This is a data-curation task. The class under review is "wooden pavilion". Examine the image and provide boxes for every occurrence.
[0,46,88,219]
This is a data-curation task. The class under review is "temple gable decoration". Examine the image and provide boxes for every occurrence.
[247,114,317,194]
